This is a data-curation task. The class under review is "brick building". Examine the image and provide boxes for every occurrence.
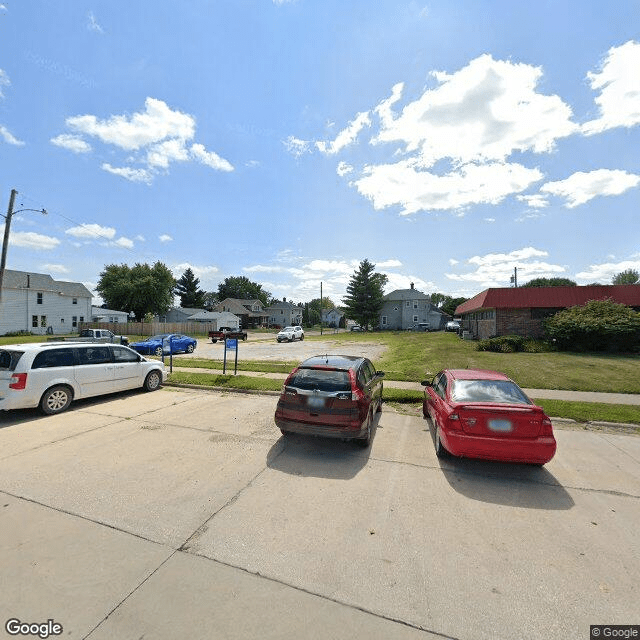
[455,285,640,340]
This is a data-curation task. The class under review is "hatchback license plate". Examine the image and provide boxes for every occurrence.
[488,419,512,432]
[308,396,325,409]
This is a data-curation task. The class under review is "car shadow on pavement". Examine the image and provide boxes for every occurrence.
[265,413,379,480]
[425,417,575,511]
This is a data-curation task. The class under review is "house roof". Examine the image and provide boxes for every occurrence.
[266,300,303,310]
[3,269,93,298]
[91,306,128,316]
[189,310,238,321]
[213,298,265,317]
[456,285,640,314]
[384,288,430,301]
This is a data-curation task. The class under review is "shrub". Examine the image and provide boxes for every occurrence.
[476,335,552,353]
[2,330,33,337]
[543,299,640,352]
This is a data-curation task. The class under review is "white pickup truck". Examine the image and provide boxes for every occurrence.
[48,329,130,346]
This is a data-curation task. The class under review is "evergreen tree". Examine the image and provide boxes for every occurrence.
[175,268,206,308]
[342,259,388,330]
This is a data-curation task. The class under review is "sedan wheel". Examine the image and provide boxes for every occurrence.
[186,344,195,353]
[154,346,163,357]
[40,385,72,415]
[435,424,450,459]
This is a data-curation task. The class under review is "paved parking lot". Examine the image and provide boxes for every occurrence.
[1,387,638,639]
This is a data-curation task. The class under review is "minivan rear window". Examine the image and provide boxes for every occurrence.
[288,368,351,392]
[0,350,24,371]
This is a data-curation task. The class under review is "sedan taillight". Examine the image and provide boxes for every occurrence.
[541,416,554,436]
[9,373,27,390]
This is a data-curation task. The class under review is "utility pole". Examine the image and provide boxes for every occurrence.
[510,267,518,288]
[0,189,18,303]
[320,281,323,335]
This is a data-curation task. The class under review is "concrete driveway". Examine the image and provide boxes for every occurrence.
[0,388,638,639]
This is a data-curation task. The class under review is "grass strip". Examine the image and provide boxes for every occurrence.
[168,371,283,392]
[532,399,640,425]
[175,357,297,374]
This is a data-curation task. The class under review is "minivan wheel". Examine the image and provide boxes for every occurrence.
[40,385,73,415]
[144,370,162,392]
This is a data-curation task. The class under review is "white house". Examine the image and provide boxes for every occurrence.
[265,298,303,327]
[0,270,93,335]
[91,306,129,323]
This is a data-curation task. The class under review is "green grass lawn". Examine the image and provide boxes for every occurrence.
[306,331,640,394]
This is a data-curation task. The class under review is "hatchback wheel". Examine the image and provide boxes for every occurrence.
[40,385,73,415]
[144,370,162,392]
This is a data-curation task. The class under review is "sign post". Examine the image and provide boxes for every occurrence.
[223,338,238,375]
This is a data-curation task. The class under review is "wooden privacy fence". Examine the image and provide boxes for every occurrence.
[79,322,217,337]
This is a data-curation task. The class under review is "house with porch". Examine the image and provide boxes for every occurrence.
[211,298,268,328]
[455,284,640,340]
[0,269,93,335]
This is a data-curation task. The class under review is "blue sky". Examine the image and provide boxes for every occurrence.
[1,1,639,306]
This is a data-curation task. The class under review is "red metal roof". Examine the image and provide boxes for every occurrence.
[455,285,640,314]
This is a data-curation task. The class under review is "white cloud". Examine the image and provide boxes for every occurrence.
[101,163,153,184]
[575,258,640,283]
[8,231,60,250]
[582,40,640,135]
[67,98,195,151]
[41,263,70,274]
[112,237,134,249]
[159,234,173,243]
[0,125,24,146]
[0,68,9,99]
[517,194,549,209]
[190,143,234,172]
[87,12,104,34]
[51,134,92,153]
[373,54,577,165]
[336,161,353,177]
[541,169,640,208]
[316,111,371,155]
[446,247,566,288]
[377,259,403,268]
[55,97,232,182]
[449,259,459,266]
[283,135,310,158]
[65,224,116,240]
[354,160,543,214]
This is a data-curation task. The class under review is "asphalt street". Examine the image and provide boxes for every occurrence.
[0,387,638,639]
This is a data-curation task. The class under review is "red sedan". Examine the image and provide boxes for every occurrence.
[421,369,556,465]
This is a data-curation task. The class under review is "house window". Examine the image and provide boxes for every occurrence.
[381,316,387,326]
[405,301,410,307]
[37,292,43,304]
[72,298,77,305]
[413,302,418,309]
[413,315,418,322]
[393,306,398,311]
[72,316,77,328]
[40,315,47,327]
[32,315,38,328]
[79,316,84,324]
[61,318,65,324]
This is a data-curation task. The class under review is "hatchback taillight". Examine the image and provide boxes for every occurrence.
[9,373,27,390]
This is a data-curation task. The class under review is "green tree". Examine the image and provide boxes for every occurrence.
[217,276,271,306]
[203,291,218,310]
[521,277,577,288]
[430,292,448,308]
[175,268,205,308]
[612,269,639,285]
[96,261,175,321]
[342,259,388,330]
[441,297,468,317]
[543,299,640,352]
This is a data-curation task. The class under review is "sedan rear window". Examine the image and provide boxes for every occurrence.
[0,350,24,371]
[451,380,531,405]
[288,368,351,392]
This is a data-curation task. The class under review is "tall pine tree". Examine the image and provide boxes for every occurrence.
[175,268,206,308]
[342,259,388,330]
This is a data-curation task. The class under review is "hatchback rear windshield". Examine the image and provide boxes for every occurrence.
[0,350,24,372]
[450,380,531,404]
[288,368,351,392]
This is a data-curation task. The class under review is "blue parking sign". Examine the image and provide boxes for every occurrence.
[226,338,238,350]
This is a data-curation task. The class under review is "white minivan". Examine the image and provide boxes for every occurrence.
[0,342,167,415]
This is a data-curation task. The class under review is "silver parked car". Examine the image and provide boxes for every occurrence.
[0,342,167,415]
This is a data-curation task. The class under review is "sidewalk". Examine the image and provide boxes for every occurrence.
[169,366,640,406]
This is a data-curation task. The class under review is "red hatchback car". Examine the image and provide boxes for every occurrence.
[274,355,384,446]
[422,369,556,465]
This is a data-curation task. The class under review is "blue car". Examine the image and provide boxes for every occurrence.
[130,334,197,357]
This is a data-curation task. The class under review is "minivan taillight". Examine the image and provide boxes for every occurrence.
[9,373,27,390]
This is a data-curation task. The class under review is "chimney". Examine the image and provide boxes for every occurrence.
[283,297,286,302]
[410,282,414,289]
